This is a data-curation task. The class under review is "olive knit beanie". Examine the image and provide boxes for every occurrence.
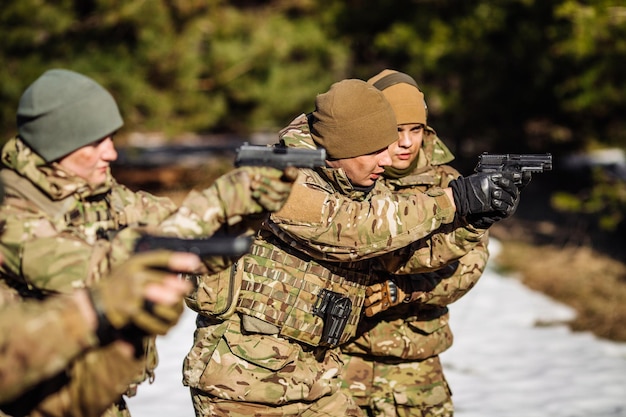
[309,79,398,159]
[16,69,124,162]
[367,69,427,126]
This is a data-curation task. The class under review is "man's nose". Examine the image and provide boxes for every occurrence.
[101,137,118,161]
[397,131,412,147]
[379,148,392,166]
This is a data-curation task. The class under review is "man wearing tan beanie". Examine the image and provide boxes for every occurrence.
[340,69,491,417]
[184,79,521,417]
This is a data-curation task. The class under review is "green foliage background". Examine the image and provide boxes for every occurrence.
[1,0,625,240]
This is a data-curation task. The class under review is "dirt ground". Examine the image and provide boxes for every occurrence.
[491,218,626,342]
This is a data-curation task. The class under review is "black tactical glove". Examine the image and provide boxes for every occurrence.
[466,190,521,229]
[449,172,519,218]
[466,212,503,229]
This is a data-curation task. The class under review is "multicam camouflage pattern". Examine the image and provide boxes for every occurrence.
[269,115,485,263]
[0,138,177,293]
[341,127,490,417]
[185,315,355,406]
[190,385,363,417]
[0,291,97,403]
[343,355,453,417]
[183,116,485,416]
[159,165,290,275]
[0,137,177,417]
[159,166,287,239]
[1,327,145,417]
[0,138,284,416]
[234,232,370,346]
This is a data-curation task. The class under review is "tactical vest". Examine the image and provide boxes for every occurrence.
[234,232,371,348]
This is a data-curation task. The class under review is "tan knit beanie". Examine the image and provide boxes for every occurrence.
[367,69,427,126]
[309,79,398,159]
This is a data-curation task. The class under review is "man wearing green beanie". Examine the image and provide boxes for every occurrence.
[0,68,297,417]
[16,68,124,164]
[183,79,522,417]
[0,173,204,415]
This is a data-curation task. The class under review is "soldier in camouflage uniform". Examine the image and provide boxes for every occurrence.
[0,69,295,417]
[182,79,521,417]
[0,176,198,415]
[340,70,492,417]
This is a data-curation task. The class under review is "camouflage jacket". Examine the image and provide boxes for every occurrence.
[342,127,489,361]
[0,137,177,295]
[0,137,177,416]
[0,137,282,415]
[0,288,146,417]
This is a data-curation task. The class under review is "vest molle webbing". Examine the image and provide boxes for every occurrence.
[235,237,370,347]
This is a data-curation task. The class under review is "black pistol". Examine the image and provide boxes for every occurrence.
[234,143,326,169]
[133,234,253,257]
[475,152,553,185]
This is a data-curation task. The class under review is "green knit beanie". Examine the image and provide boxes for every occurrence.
[309,79,398,159]
[16,69,124,162]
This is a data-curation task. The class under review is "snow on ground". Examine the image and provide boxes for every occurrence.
[128,240,626,417]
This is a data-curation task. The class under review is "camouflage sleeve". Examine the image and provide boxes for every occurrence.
[158,167,271,238]
[1,340,145,417]
[377,221,487,274]
[422,235,489,306]
[0,184,178,294]
[157,187,231,238]
[113,182,178,226]
[0,295,98,403]
[59,341,146,417]
[401,234,489,306]
[25,235,112,293]
[268,179,457,261]
[0,206,101,294]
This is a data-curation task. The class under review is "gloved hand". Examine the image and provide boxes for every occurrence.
[364,280,409,317]
[250,166,299,212]
[465,172,523,229]
[518,171,532,189]
[466,190,521,229]
[87,250,197,344]
[449,172,519,217]
[214,166,298,220]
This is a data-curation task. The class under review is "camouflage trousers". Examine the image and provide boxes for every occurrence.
[190,387,362,417]
[183,315,363,417]
[341,355,453,417]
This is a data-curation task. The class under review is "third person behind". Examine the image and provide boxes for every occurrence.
[340,69,491,417]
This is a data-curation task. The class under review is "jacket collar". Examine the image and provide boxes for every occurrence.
[1,137,113,201]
